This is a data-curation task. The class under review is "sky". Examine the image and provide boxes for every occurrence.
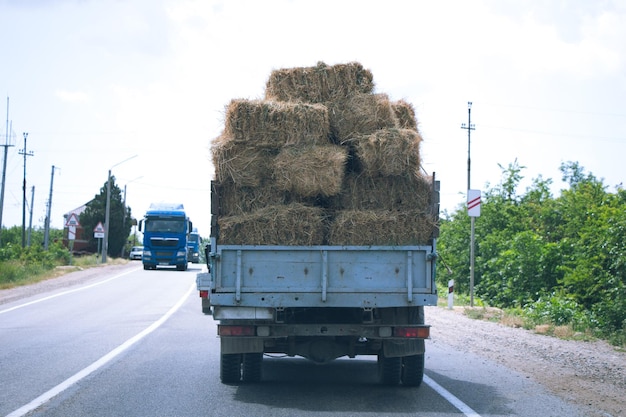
[0,0,625,238]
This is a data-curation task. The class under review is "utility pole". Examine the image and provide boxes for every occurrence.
[461,102,475,191]
[461,102,476,307]
[27,185,35,247]
[19,132,34,248]
[44,165,58,250]
[0,96,15,246]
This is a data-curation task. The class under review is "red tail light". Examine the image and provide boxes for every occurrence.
[393,326,430,338]
[218,325,255,336]
[199,290,209,299]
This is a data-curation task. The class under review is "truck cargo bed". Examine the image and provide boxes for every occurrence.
[198,244,437,308]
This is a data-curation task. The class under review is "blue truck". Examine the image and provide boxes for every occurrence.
[197,179,440,386]
[139,203,192,271]
[187,229,201,264]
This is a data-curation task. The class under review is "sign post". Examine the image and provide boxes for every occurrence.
[65,213,80,265]
[467,189,481,307]
[94,222,105,262]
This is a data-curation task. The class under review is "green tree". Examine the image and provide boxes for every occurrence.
[79,176,132,257]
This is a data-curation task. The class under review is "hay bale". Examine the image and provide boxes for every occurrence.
[328,209,437,246]
[352,128,422,177]
[328,93,398,142]
[265,61,375,103]
[392,99,418,130]
[211,134,276,186]
[224,99,330,147]
[273,144,348,198]
[333,172,433,211]
[218,203,326,245]
[217,181,287,216]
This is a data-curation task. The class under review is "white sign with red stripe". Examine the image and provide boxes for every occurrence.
[467,189,481,217]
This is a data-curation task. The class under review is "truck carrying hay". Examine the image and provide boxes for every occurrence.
[199,61,440,387]
[210,61,438,246]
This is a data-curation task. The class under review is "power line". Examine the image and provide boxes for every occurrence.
[479,101,626,118]
[481,124,626,143]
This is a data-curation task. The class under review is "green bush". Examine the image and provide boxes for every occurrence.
[523,294,591,330]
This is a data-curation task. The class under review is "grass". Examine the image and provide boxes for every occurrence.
[439,293,600,344]
[0,255,129,290]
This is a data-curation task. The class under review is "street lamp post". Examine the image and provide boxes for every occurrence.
[102,155,137,263]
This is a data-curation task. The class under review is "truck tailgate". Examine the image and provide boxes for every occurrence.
[206,245,437,308]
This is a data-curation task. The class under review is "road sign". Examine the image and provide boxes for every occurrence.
[467,189,481,217]
[94,222,105,239]
[65,212,80,227]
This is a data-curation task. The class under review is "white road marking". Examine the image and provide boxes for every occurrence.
[0,267,141,315]
[5,281,195,417]
[424,374,483,417]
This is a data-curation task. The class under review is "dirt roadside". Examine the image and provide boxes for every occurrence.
[427,306,625,417]
[0,262,140,306]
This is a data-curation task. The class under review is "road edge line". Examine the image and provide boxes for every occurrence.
[0,267,142,315]
[5,281,195,417]
[424,374,483,417]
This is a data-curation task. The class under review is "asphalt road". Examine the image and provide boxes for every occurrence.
[0,263,586,417]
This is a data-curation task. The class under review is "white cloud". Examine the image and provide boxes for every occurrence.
[55,89,90,103]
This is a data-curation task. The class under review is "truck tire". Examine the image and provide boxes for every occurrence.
[401,354,424,387]
[378,353,402,385]
[220,353,241,383]
[242,353,263,383]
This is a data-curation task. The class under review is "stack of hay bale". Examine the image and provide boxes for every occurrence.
[211,61,438,246]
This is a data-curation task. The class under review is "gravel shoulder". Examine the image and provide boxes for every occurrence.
[2,267,624,416]
[0,262,140,306]
[427,306,626,417]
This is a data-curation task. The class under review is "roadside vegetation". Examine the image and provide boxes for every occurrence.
[0,225,126,290]
[438,161,626,347]
[0,175,134,290]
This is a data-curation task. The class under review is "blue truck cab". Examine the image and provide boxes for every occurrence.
[139,203,192,271]
[187,229,201,264]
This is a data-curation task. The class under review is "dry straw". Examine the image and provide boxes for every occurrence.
[265,61,374,103]
[392,99,418,130]
[218,203,326,245]
[211,134,276,187]
[212,62,438,246]
[328,209,437,246]
[223,99,330,147]
[334,172,433,211]
[217,181,287,216]
[352,128,423,177]
[328,93,398,142]
[273,144,348,198]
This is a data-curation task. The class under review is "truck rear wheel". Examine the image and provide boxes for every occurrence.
[242,353,263,383]
[401,354,424,387]
[378,353,402,385]
[220,353,241,383]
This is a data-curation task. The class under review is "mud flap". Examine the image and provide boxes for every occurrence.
[383,339,425,358]
[221,337,264,354]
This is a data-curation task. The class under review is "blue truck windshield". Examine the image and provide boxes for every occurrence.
[145,219,186,233]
